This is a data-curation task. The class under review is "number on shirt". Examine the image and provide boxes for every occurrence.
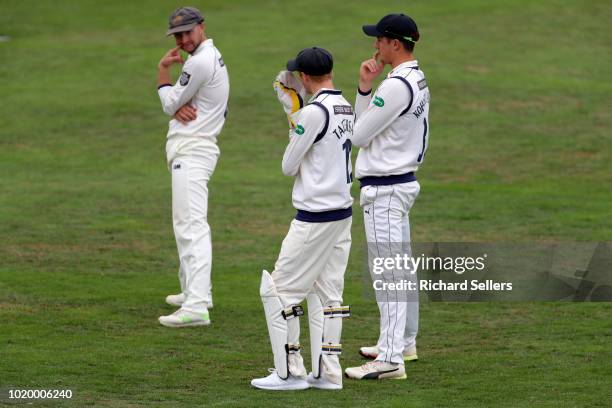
[342,140,353,183]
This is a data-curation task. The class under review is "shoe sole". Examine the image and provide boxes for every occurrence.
[251,383,310,391]
[359,351,418,362]
[307,382,342,390]
[345,372,407,380]
[158,319,211,328]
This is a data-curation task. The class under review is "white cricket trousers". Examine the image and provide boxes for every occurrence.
[170,154,217,313]
[360,181,420,365]
[272,216,352,379]
[272,217,351,306]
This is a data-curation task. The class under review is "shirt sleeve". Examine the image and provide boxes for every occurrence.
[281,105,326,176]
[157,55,213,116]
[351,78,411,148]
[355,88,372,118]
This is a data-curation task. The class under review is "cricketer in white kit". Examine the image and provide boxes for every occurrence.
[344,13,430,380]
[251,47,353,391]
[156,7,229,327]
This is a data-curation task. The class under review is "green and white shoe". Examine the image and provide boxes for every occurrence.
[158,309,210,328]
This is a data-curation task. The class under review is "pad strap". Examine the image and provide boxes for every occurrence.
[285,343,301,354]
[322,344,342,355]
[282,305,304,320]
[323,305,351,318]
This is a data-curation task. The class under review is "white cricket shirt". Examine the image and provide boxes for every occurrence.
[158,39,230,164]
[282,89,354,221]
[353,60,430,181]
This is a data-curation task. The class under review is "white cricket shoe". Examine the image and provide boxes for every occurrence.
[165,293,214,309]
[251,369,310,391]
[359,345,418,362]
[306,373,342,390]
[165,293,186,307]
[345,361,406,380]
[158,309,210,328]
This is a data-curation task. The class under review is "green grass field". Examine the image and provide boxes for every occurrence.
[1,0,611,406]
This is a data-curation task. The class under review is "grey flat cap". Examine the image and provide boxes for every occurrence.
[166,6,204,36]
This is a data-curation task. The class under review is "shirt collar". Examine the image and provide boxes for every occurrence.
[389,60,419,76]
[309,88,342,102]
[192,38,213,56]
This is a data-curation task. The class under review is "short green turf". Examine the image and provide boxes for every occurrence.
[1,0,610,406]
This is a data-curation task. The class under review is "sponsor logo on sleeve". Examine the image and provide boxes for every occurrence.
[295,124,305,135]
[417,78,428,90]
[333,105,354,115]
[373,96,385,107]
[179,72,191,86]
[218,57,225,67]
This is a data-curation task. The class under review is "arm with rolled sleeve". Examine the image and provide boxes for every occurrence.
[157,57,212,116]
[352,78,410,148]
[281,106,325,176]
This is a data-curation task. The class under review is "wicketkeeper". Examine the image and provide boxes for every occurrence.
[251,47,354,391]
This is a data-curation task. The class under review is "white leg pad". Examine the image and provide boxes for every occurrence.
[308,293,350,385]
[260,270,289,379]
[307,293,324,378]
[287,314,307,378]
[260,270,305,380]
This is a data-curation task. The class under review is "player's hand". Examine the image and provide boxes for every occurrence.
[273,70,307,125]
[174,104,197,124]
[159,47,184,69]
[359,51,384,93]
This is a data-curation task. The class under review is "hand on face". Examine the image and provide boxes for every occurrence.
[174,26,202,54]
[359,50,384,91]
[159,46,184,68]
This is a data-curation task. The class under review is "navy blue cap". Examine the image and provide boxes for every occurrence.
[363,13,419,43]
[286,47,333,76]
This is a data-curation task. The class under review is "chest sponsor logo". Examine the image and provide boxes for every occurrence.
[295,124,305,135]
[373,96,385,107]
[417,78,428,90]
[333,105,353,115]
[179,71,191,86]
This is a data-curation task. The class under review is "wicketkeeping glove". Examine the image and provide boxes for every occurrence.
[273,70,307,127]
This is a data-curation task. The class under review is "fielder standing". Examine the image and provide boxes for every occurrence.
[251,47,353,390]
[344,13,430,380]
[156,6,229,327]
